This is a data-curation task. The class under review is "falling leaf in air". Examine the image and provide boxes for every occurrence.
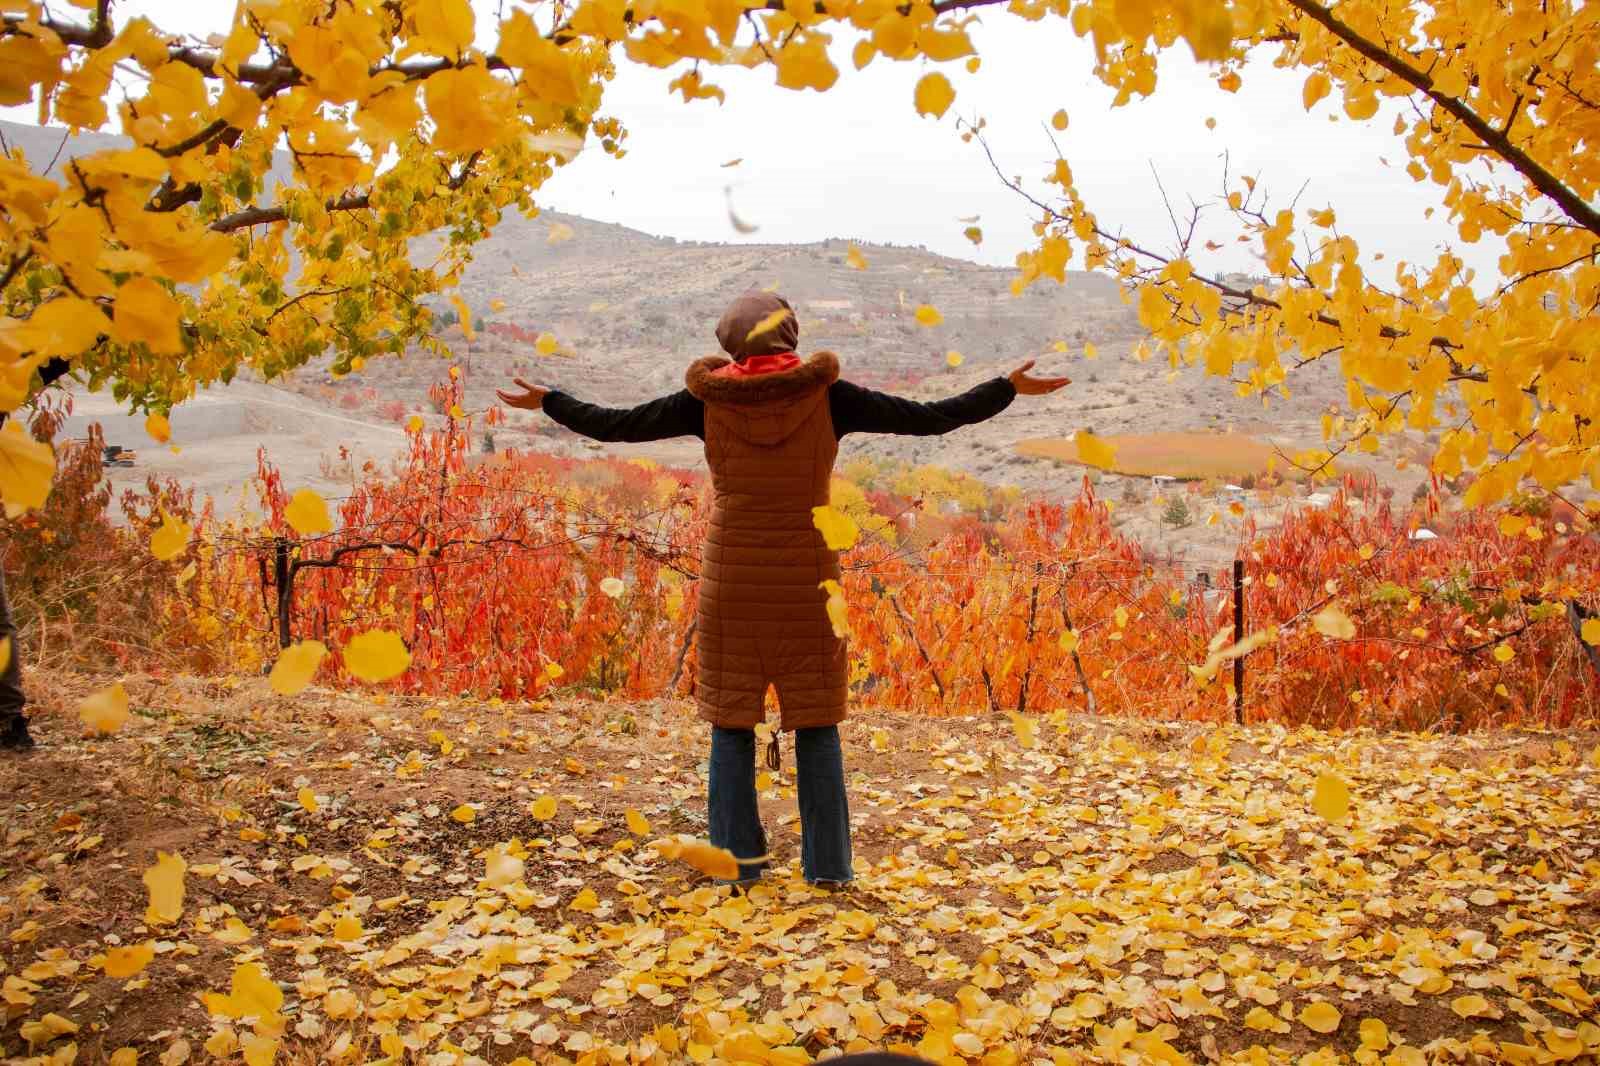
[547,221,575,244]
[1051,109,1069,130]
[946,351,964,367]
[145,413,172,442]
[1582,618,1599,645]
[588,300,609,312]
[0,636,9,675]
[530,795,559,820]
[449,294,474,340]
[150,510,192,561]
[544,662,564,680]
[625,808,651,836]
[820,579,851,638]
[489,298,506,312]
[724,186,759,234]
[653,836,746,880]
[1084,342,1098,359]
[269,640,328,696]
[1009,712,1038,749]
[1312,771,1350,822]
[450,803,477,823]
[913,72,954,118]
[535,332,559,355]
[811,505,860,550]
[1074,430,1117,470]
[144,850,187,926]
[745,306,791,342]
[721,158,742,167]
[963,225,982,244]
[285,489,333,535]
[1313,604,1356,639]
[79,681,130,734]
[914,304,943,326]
[846,243,868,270]
[342,629,411,683]
[406,414,424,433]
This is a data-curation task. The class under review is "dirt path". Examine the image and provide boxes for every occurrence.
[3,674,1598,1065]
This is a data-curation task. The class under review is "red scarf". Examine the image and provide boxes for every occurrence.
[714,352,801,378]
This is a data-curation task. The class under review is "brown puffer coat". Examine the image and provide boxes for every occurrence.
[684,350,848,732]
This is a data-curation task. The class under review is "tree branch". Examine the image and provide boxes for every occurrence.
[1284,0,1600,238]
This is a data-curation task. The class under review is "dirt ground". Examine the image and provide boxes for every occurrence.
[3,673,1598,1065]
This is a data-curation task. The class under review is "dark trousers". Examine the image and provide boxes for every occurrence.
[0,566,24,725]
[708,725,853,884]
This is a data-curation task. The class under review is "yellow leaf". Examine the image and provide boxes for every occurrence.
[1450,994,1490,1018]
[569,887,600,912]
[1051,109,1068,130]
[744,307,792,343]
[450,294,475,340]
[450,803,476,823]
[332,915,363,941]
[811,505,860,550]
[914,304,943,326]
[1084,342,1098,359]
[913,72,954,118]
[1358,542,1375,560]
[1058,629,1079,653]
[414,0,476,56]
[269,640,328,696]
[205,962,283,1020]
[546,222,575,244]
[285,489,333,535]
[150,510,192,561]
[143,413,173,444]
[543,661,564,680]
[484,847,524,889]
[599,576,626,598]
[652,836,745,880]
[1582,619,1600,646]
[846,243,868,270]
[11,296,110,358]
[112,277,184,354]
[535,332,558,355]
[342,630,411,683]
[297,787,319,814]
[406,415,425,433]
[946,351,964,367]
[1358,1018,1389,1050]
[1009,712,1038,749]
[0,422,56,514]
[101,941,155,979]
[79,681,130,735]
[530,795,558,820]
[625,808,651,836]
[1302,71,1331,110]
[489,299,506,312]
[214,917,253,944]
[820,579,850,638]
[871,728,889,752]
[1074,430,1117,470]
[1492,643,1514,663]
[1300,1001,1341,1034]
[241,1036,278,1066]
[143,850,187,926]
[1312,604,1356,639]
[1312,771,1350,823]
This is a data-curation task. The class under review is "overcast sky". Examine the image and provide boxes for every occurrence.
[5,0,1500,284]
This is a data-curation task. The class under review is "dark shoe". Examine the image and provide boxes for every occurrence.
[0,717,35,752]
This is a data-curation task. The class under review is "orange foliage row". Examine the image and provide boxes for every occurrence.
[13,381,1600,730]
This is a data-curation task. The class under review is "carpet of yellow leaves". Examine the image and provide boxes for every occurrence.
[2,673,1598,1065]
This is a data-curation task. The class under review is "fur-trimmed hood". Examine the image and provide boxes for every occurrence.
[685,351,840,446]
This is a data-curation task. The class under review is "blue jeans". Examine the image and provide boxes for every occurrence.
[708,725,853,884]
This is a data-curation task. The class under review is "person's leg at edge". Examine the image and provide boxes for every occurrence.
[795,725,852,884]
[707,726,768,883]
[0,566,33,751]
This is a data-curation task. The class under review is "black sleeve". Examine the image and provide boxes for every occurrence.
[829,377,1017,438]
[541,388,705,442]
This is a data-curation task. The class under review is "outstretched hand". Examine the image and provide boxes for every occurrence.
[1008,360,1071,396]
[496,377,549,411]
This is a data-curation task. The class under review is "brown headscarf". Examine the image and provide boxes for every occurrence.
[715,290,799,361]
